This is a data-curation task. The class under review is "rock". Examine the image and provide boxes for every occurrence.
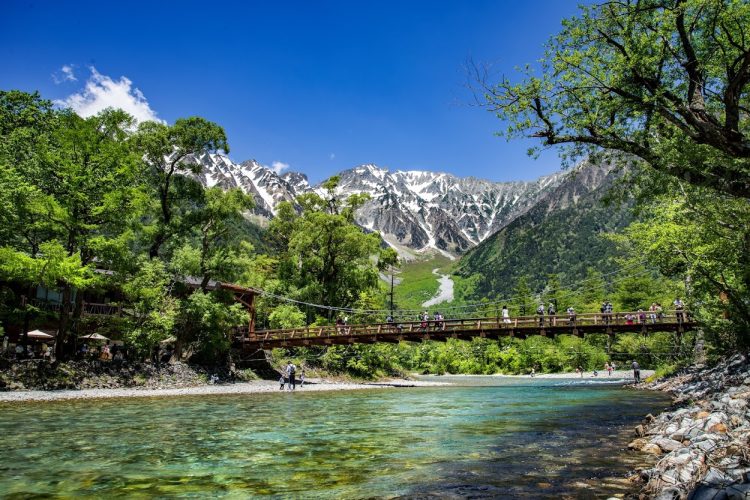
[635,424,646,437]
[629,438,649,450]
[653,437,683,452]
[696,411,710,419]
[708,422,728,434]
[642,443,663,455]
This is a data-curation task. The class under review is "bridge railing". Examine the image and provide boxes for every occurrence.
[234,310,691,343]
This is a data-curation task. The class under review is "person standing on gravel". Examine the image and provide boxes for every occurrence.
[631,360,641,383]
[285,361,297,391]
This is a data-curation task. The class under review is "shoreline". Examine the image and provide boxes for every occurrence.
[627,354,750,498]
[0,369,653,403]
[425,369,653,380]
[0,378,449,403]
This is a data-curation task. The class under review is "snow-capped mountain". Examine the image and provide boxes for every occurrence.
[185,153,570,256]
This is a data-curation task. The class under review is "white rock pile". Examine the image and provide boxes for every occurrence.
[628,353,750,499]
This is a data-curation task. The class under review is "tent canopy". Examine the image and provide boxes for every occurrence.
[78,333,109,341]
[27,329,55,339]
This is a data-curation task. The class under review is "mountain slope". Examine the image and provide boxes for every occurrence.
[455,161,632,297]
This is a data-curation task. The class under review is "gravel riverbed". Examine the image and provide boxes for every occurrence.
[628,353,750,499]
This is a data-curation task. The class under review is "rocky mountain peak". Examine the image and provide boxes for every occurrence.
[185,153,604,258]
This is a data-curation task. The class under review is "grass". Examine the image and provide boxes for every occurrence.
[392,254,455,312]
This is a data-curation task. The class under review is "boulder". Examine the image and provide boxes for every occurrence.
[642,443,663,455]
[653,437,684,452]
[629,438,649,450]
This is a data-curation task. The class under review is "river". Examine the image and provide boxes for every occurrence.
[0,377,669,498]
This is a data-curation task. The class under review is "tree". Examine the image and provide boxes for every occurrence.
[135,118,229,259]
[479,0,750,198]
[513,275,535,316]
[623,183,750,346]
[181,187,255,290]
[270,176,386,309]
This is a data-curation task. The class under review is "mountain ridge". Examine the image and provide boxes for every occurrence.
[185,153,608,258]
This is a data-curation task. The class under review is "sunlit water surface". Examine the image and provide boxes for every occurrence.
[0,377,670,498]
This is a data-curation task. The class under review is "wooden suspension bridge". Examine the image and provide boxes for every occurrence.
[235,311,696,350]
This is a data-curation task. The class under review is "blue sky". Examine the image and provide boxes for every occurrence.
[1,1,583,183]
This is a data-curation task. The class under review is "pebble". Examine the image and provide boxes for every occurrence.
[635,353,750,498]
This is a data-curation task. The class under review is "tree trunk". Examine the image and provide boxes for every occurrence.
[55,285,72,360]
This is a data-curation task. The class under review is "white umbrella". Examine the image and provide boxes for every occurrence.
[78,333,110,341]
[26,329,55,339]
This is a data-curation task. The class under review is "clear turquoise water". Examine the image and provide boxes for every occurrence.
[0,378,670,498]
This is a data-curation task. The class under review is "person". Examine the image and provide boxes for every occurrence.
[530,367,535,377]
[501,305,511,324]
[15,343,24,360]
[536,304,545,327]
[566,306,576,326]
[649,303,658,324]
[433,311,444,331]
[300,368,306,387]
[674,297,685,323]
[631,360,641,383]
[606,362,613,376]
[285,361,297,391]
[336,317,344,334]
[638,309,646,325]
[625,313,634,325]
[279,372,286,390]
[43,345,52,361]
[605,300,613,324]
[547,302,556,326]
[593,370,598,377]
[577,365,583,378]
[575,366,581,377]
[656,303,664,322]
[420,311,428,332]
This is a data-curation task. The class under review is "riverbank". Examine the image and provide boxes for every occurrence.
[628,353,750,498]
[0,377,448,403]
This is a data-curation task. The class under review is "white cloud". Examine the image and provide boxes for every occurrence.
[270,161,290,174]
[56,67,162,124]
[52,64,77,84]
[329,153,336,160]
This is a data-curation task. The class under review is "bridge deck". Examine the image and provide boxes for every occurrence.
[237,311,695,350]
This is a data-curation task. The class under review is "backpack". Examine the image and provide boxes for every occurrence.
[290,364,296,374]
[537,306,544,314]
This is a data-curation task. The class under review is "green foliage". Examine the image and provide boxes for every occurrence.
[620,182,750,348]
[269,177,385,310]
[480,0,750,198]
[268,305,305,329]
[121,260,178,356]
[179,291,246,363]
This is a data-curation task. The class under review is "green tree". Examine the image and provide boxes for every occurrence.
[270,176,387,309]
[480,0,750,198]
[623,184,750,346]
[135,118,229,259]
[513,275,535,316]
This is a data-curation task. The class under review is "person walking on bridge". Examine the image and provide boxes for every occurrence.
[674,297,685,324]
[547,302,556,326]
[536,304,545,327]
[502,305,511,324]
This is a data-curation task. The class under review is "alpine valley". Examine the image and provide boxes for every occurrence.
[184,153,631,301]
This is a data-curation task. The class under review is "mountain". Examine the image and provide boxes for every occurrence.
[185,153,572,257]
[187,153,310,217]
[455,161,632,297]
